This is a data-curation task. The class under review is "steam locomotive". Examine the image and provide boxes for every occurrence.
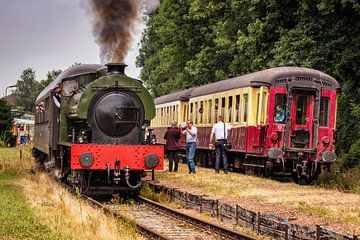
[151,66,339,182]
[33,63,164,195]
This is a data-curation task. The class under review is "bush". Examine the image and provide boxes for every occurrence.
[342,140,360,169]
[0,131,16,147]
[317,166,360,193]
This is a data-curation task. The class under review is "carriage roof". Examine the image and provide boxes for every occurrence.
[154,87,195,105]
[190,66,339,98]
[154,66,340,103]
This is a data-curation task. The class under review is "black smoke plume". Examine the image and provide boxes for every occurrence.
[88,0,141,63]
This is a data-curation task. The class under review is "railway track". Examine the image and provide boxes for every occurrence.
[83,194,256,240]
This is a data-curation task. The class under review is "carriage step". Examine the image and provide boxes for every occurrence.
[243,163,265,168]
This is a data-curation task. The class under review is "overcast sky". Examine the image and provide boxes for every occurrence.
[0,0,144,97]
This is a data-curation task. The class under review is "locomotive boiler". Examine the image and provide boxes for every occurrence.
[33,63,164,195]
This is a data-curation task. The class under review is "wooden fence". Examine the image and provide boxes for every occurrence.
[147,182,358,240]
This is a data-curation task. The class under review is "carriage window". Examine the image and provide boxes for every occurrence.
[319,97,330,126]
[296,96,308,125]
[199,101,204,123]
[194,102,198,124]
[261,92,267,124]
[165,107,170,125]
[221,97,226,117]
[228,96,233,122]
[243,94,248,122]
[157,108,160,125]
[190,103,193,121]
[161,108,164,125]
[208,100,212,123]
[274,94,287,123]
[215,98,219,120]
[173,105,176,122]
[45,97,49,121]
[235,95,240,122]
[256,93,260,124]
[183,104,187,121]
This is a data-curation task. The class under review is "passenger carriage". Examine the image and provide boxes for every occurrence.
[151,66,339,181]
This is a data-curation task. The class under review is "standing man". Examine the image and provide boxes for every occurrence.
[164,121,182,172]
[209,115,231,173]
[182,120,197,174]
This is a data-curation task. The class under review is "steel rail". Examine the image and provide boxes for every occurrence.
[138,196,256,240]
[62,181,255,239]
[81,194,170,240]
[59,182,169,240]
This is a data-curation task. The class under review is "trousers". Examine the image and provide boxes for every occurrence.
[215,140,228,171]
[167,150,179,172]
[186,142,196,173]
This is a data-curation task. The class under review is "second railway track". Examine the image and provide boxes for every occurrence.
[83,193,256,240]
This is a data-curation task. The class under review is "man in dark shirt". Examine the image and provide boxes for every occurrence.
[164,121,182,172]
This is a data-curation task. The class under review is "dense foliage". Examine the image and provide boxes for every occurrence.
[137,0,360,169]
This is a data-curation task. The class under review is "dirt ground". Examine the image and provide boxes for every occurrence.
[149,162,360,236]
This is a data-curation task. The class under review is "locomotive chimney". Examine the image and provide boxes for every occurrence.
[106,63,127,75]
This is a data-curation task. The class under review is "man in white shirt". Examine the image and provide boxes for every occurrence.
[182,120,197,174]
[209,115,231,173]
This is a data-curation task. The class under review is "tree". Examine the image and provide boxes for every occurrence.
[0,98,13,146]
[38,69,62,91]
[15,68,37,112]
[15,68,62,113]
[138,0,360,168]
[0,98,12,134]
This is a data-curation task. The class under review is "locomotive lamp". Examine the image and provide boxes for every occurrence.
[270,132,279,141]
[79,152,94,167]
[145,153,160,169]
[321,151,337,162]
[268,148,283,159]
[322,136,330,144]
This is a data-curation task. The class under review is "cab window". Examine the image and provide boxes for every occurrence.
[319,97,330,126]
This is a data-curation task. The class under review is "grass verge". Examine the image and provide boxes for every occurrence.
[0,170,63,240]
[0,146,143,240]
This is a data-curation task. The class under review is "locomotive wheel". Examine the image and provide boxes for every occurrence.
[264,167,272,178]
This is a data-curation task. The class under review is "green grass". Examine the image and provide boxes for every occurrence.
[297,201,360,225]
[0,170,64,240]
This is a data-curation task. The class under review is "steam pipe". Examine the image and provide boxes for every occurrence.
[124,166,142,189]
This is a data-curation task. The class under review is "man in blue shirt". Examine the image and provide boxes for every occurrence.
[182,120,197,174]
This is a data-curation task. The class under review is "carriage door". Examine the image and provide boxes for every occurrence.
[288,93,315,150]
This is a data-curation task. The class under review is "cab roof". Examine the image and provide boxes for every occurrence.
[36,64,106,102]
